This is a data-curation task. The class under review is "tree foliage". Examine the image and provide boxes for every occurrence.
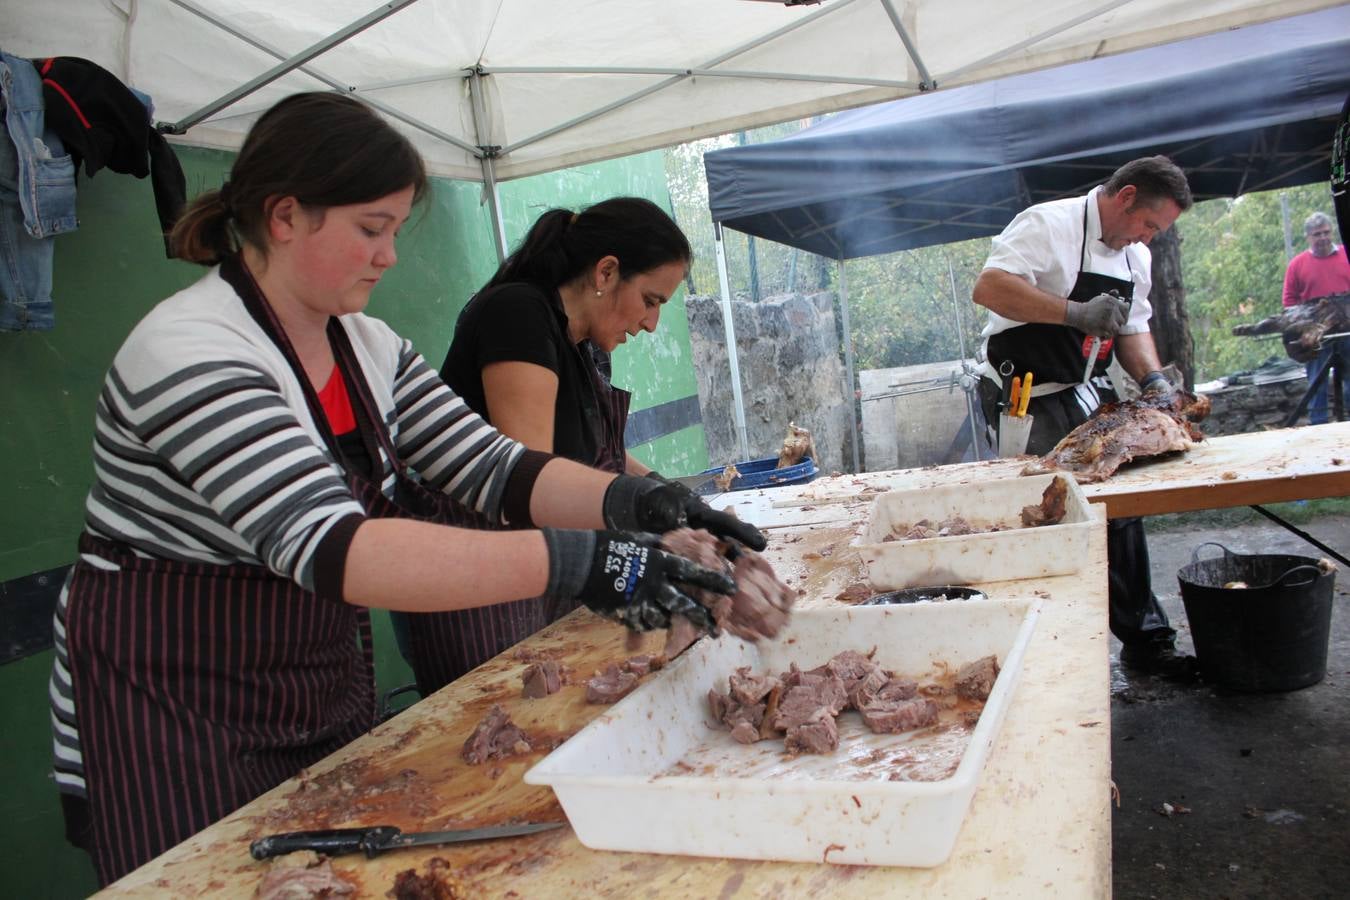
[666,126,1340,381]
[1178,182,1336,380]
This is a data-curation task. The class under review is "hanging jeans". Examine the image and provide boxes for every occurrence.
[0,51,78,331]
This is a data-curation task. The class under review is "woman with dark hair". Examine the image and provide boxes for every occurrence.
[441,197,692,475]
[396,200,696,693]
[49,93,763,885]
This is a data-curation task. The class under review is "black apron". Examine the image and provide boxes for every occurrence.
[400,340,629,697]
[59,257,511,884]
[988,197,1135,389]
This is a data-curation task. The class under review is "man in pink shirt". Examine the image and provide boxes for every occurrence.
[1282,212,1350,424]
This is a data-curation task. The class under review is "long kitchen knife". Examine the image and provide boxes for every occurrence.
[668,472,719,494]
[250,822,564,860]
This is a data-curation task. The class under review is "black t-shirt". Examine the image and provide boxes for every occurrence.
[441,282,601,466]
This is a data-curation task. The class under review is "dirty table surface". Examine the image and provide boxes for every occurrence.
[717,421,1350,531]
[97,494,1114,898]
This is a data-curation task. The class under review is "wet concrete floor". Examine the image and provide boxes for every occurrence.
[1111,511,1349,899]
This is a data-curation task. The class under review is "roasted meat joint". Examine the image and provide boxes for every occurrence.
[1023,389,1212,483]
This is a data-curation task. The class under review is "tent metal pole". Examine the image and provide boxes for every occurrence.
[837,259,861,473]
[168,0,479,155]
[878,0,935,90]
[499,0,863,156]
[163,0,422,133]
[941,0,1134,81]
[486,66,918,91]
[468,68,508,263]
[714,223,751,463]
[946,250,982,462]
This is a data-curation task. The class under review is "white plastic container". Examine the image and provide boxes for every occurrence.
[854,473,1094,589]
[525,600,1040,867]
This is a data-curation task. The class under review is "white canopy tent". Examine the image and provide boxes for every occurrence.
[8,0,1343,462]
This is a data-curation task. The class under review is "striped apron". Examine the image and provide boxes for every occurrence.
[57,257,505,883]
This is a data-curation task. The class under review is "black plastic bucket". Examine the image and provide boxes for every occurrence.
[1177,542,1335,692]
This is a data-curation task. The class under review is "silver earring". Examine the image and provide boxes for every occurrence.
[596,290,602,296]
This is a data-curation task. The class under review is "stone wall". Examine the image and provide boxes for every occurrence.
[684,292,852,474]
[1199,375,1314,436]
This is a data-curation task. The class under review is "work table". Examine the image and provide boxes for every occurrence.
[98,442,1242,896]
[717,421,1350,531]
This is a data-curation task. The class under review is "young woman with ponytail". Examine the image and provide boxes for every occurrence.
[50,92,762,885]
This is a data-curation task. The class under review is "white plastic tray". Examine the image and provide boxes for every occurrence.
[525,600,1040,867]
[854,473,1093,589]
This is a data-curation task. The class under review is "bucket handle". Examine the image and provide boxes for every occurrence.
[1189,542,1238,565]
[1271,564,1325,589]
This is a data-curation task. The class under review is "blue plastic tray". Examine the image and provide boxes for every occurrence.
[698,455,818,492]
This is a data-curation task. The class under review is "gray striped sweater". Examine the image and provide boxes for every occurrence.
[51,267,530,795]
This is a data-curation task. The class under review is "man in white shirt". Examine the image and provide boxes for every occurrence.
[972,156,1196,680]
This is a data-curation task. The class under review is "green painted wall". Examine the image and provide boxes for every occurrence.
[0,142,705,898]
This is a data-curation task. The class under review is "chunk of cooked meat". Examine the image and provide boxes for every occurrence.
[255,851,356,900]
[777,422,816,468]
[859,697,940,734]
[955,655,1000,701]
[658,528,795,645]
[1021,476,1069,527]
[461,705,532,764]
[728,666,782,706]
[521,660,563,699]
[784,708,839,755]
[585,665,640,704]
[1022,390,1210,483]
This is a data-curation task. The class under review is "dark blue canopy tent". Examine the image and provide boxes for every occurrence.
[705,5,1350,260]
[702,6,1350,470]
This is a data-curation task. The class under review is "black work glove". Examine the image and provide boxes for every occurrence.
[602,475,768,551]
[1064,292,1129,338]
[1139,370,1174,397]
[541,529,735,633]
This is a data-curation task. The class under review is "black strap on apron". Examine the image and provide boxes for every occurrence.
[225,257,569,701]
[578,341,631,474]
[987,197,1135,386]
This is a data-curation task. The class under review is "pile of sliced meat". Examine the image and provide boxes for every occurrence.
[707,649,1000,755]
[658,528,797,659]
[1022,390,1211,483]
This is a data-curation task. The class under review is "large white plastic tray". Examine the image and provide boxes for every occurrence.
[525,600,1040,867]
[855,473,1093,589]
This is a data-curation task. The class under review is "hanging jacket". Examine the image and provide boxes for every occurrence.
[37,55,185,257]
[0,49,77,331]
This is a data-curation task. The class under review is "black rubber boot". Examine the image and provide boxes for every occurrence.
[1120,640,1199,682]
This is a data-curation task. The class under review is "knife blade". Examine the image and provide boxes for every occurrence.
[249,822,564,860]
[1082,337,1101,385]
[667,472,718,494]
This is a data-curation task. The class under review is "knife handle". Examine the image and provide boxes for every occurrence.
[250,825,403,860]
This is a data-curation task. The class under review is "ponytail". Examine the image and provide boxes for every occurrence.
[169,188,236,265]
[482,197,691,293]
[483,209,574,290]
